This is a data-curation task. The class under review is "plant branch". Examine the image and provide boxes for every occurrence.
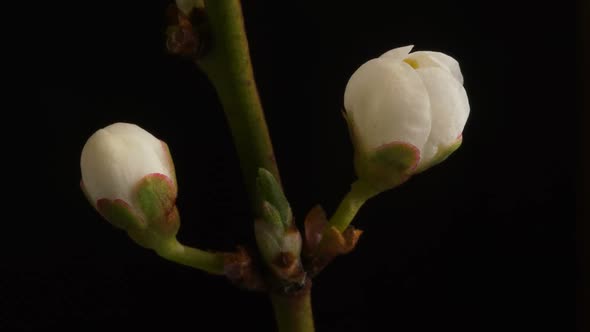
[157,239,225,275]
[198,0,280,211]
[270,280,315,332]
[194,2,315,330]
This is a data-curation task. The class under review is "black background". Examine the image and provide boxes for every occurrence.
[17,0,585,331]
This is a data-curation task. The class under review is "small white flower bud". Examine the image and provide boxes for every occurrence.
[80,123,179,251]
[81,123,176,206]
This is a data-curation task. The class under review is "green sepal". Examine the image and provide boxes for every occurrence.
[127,208,180,252]
[355,141,420,192]
[90,174,180,253]
[95,198,177,251]
[414,137,463,174]
[256,168,291,227]
[158,205,181,239]
[96,199,145,232]
[133,173,179,237]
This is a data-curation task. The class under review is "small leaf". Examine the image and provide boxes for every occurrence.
[256,168,291,227]
[261,201,284,231]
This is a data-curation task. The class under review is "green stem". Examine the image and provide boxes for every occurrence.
[198,0,280,208]
[328,180,380,232]
[270,281,315,332]
[157,239,225,275]
[195,2,314,330]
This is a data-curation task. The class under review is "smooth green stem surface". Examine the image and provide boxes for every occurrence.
[270,283,315,332]
[199,0,280,209]
[158,240,225,275]
[328,180,380,232]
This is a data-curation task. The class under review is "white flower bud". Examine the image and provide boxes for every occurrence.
[344,45,470,188]
[81,123,176,206]
[80,123,179,250]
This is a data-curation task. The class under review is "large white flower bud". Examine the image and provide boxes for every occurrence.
[344,45,469,190]
[80,123,179,251]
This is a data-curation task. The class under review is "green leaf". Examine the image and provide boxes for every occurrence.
[261,201,285,231]
[257,168,291,227]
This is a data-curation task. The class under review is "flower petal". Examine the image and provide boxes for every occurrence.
[103,123,175,180]
[414,136,463,173]
[379,45,414,62]
[344,58,431,152]
[415,67,469,168]
[81,123,173,204]
[406,51,464,84]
